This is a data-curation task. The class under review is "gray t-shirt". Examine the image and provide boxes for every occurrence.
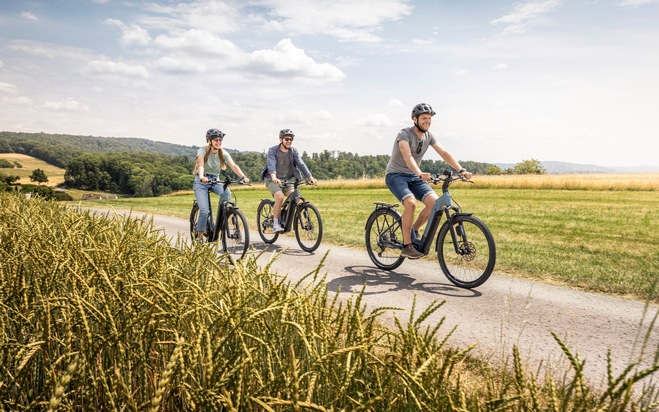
[273,150,294,180]
[196,146,234,175]
[385,127,437,174]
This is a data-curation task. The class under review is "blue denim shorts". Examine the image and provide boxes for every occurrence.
[385,173,434,202]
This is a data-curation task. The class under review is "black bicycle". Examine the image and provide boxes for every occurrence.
[256,178,323,252]
[189,176,250,262]
[365,170,496,288]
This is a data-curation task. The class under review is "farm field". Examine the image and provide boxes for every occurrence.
[76,174,659,302]
[0,153,66,186]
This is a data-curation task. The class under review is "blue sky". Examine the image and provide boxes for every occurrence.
[1,0,658,167]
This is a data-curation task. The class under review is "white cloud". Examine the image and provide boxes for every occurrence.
[82,60,150,79]
[494,63,508,70]
[2,96,32,105]
[20,11,38,21]
[491,0,562,34]
[141,1,241,34]
[105,19,151,47]
[154,29,242,58]
[246,39,345,83]
[0,59,3,69]
[43,99,89,112]
[616,0,659,5]
[0,82,17,93]
[355,113,394,127]
[261,0,413,42]
[388,99,404,108]
[154,56,207,74]
[9,41,90,61]
[452,67,468,75]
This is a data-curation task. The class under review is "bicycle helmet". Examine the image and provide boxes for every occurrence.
[279,129,295,139]
[411,103,436,119]
[206,128,226,140]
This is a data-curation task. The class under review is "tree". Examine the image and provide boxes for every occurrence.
[30,168,49,184]
[511,159,545,175]
[486,165,504,175]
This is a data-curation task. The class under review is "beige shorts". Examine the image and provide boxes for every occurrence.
[265,180,294,196]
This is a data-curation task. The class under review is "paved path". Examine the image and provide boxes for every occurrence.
[111,210,659,386]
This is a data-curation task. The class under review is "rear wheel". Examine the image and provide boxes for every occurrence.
[190,202,210,244]
[294,203,322,252]
[222,208,249,262]
[437,215,495,288]
[365,208,405,270]
[257,199,279,244]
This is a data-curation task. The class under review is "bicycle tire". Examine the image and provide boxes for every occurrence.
[190,202,211,244]
[222,208,249,262]
[365,207,405,270]
[257,199,279,244]
[437,215,495,288]
[294,203,323,252]
[189,202,199,242]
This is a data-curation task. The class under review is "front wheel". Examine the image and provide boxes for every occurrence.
[222,208,249,262]
[437,215,495,288]
[294,203,323,252]
[257,199,279,244]
[365,208,405,270]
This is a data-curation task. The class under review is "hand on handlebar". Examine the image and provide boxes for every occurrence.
[306,177,318,186]
[418,172,431,181]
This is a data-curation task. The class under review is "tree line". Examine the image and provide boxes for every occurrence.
[1,131,515,197]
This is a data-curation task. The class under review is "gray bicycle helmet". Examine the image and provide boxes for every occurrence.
[206,128,226,140]
[279,129,295,139]
[411,103,436,119]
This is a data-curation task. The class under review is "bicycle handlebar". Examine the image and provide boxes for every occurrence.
[278,177,317,187]
[207,176,251,187]
[429,170,473,187]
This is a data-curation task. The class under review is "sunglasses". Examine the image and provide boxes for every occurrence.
[212,137,223,141]
[416,139,423,154]
[283,137,294,142]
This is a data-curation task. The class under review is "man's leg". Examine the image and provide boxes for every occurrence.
[413,192,439,233]
[401,195,417,245]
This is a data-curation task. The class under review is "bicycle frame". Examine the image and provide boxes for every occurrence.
[278,179,308,234]
[379,172,473,256]
[198,179,237,242]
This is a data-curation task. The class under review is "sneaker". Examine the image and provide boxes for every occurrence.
[401,244,423,259]
[273,224,285,233]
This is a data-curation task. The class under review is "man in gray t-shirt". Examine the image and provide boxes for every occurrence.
[385,103,473,259]
[262,129,317,233]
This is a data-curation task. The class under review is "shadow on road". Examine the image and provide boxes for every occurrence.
[248,241,319,257]
[327,265,481,298]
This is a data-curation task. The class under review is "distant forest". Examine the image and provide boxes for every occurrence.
[0,131,494,197]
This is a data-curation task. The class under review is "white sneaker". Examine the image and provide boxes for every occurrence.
[273,224,285,233]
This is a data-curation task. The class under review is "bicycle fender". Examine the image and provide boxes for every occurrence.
[452,212,474,218]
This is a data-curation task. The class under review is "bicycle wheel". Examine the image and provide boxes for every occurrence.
[257,199,279,244]
[189,202,199,241]
[222,208,249,262]
[437,215,495,288]
[190,202,211,244]
[294,203,322,252]
[365,208,405,270]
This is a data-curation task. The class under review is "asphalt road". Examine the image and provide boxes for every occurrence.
[114,210,659,387]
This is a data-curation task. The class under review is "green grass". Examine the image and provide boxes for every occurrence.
[2,192,658,410]
[76,185,659,302]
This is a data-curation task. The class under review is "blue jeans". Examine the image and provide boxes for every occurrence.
[193,176,230,232]
[385,173,434,202]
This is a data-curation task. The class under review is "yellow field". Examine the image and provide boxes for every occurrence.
[0,153,66,186]
[310,173,659,191]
